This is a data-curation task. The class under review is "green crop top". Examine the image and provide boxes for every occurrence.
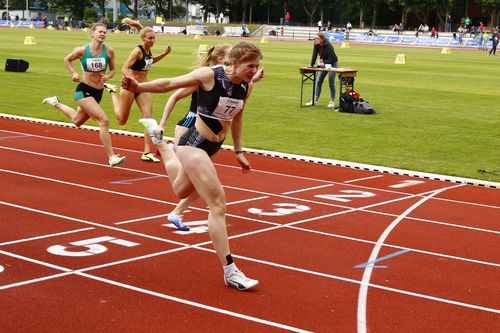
[80,44,109,72]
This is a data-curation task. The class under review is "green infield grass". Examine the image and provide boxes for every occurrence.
[0,28,498,182]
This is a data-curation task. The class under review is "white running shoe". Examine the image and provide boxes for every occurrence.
[142,152,160,163]
[139,118,164,145]
[104,83,117,93]
[42,96,60,106]
[327,101,335,108]
[224,269,259,291]
[167,212,190,231]
[109,154,126,167]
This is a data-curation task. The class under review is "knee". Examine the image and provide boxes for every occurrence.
[209,199,226,217]
[99,117,110,128]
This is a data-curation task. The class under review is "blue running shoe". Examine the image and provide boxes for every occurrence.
[167,212,190,231]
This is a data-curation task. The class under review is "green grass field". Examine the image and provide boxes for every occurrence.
[0,28,499,182]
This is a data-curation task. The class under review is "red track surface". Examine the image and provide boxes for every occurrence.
[0,117,499,332]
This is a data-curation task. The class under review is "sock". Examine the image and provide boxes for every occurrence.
[225,254,233,265]
[223,262,237,277]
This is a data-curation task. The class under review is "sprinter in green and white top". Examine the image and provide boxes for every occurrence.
[80,43,109,72]
[41,23,126,167]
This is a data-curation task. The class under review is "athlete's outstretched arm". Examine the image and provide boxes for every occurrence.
[121,67,213,93]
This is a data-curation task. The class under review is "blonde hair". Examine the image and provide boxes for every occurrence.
[122,17,143,31]
[228,41,262,64]
[89,22,106,32]
[140,27,155,38]
[199,43,232,67]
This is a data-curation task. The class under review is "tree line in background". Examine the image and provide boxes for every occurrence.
[2,0,499,29]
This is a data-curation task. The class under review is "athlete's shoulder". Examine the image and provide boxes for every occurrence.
[72,44,86,56]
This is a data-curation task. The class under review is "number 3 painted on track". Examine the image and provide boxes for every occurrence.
[47,236,139,257]
[248,203,310,216]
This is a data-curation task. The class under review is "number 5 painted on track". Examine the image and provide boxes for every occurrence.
[47,236,139,257]
[248,203,310,216]
[316,190,375,203]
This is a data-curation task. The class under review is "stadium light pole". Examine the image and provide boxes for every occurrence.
[113,0,118,23]
[23,0,29,19]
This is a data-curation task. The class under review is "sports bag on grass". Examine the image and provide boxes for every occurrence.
[339,90,376,114]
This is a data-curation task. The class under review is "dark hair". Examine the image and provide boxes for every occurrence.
[316,32,327,45]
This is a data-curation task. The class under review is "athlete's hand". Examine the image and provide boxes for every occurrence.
[252,67,264,83]
[71,73,80,82]
[163,45,172,55]
[121,75,139,91]
[100,73,110,83]
[235,154,251,174]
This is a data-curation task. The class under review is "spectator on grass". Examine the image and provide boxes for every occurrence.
[42,23,126,167]
[122,41,263,291]
[306,32,339,109]
[489,28,498,56]
[107,18,172,163]
[346,21,352,40]
[482,31,489,50]
[318,19,322,31]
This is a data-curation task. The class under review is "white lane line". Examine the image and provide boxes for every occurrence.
[1,115,499,189]
[0,247,312,332]
[344,175,384,183]
[226,196,270,206]
[2,197,499,318]
[0,200,187,248]
[0,145,164,176]
[0,227,94,246]
[76,272,312,333]
[282,184,334,195]
[1,144,499,210]
[356,184,463,333]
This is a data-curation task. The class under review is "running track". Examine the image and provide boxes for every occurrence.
[0,116,499,332]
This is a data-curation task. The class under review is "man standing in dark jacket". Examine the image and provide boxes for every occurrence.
[306,32,339,108]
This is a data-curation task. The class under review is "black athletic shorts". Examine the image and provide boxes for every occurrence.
[178,126,223,157]
[74,82,104,103]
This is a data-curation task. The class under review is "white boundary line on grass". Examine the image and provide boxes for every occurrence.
[1,113,499,189]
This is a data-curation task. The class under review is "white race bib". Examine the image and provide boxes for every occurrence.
[212,97,244,121]
[86,57,106,72]
[143,58,153,70]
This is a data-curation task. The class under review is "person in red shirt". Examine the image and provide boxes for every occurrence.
[285,11,291,26]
